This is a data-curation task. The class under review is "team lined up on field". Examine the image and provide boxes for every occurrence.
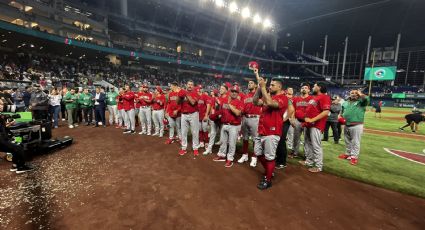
[63,68,368,190]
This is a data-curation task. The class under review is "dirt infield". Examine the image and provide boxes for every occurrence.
[364,128,425,141]
[1,125,425,229]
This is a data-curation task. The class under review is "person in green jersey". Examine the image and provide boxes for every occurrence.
[106,87,119,126]
[63,88,78,128]
[79,88,94,126]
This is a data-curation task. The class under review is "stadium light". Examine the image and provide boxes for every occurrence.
[215,0,224,8]
[263,18,272,28]
[241,7,251,19]
[228,2,238,13]
[253,14,261,24]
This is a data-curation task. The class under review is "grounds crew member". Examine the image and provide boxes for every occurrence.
[78,88,94,126]
[237,80,262,167]
[107,87,119,126]
[136,84,153,135]
[399,112,425,132]
[152,86,166,137]
[301,82,331,173]
[165,82,182,144]
[338,89,369,166]
[177,80,200,157]
[252,69,290,190]
[213,85,244,168]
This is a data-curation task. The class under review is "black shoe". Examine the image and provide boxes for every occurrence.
[130,130,136,134]
[275,164,286,169]
[399,127,404,131]
[257,180,272,190]
[16,165,34,174]
[123,129,131,134]
[93,125,99,128]
[334,140,339,144]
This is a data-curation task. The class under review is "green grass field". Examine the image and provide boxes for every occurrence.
[283,107,425,198]
[364,107,425,135]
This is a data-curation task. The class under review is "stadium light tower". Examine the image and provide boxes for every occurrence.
[241,7,251,19]
[253,14,261,24]
[229,2,238,13]
[263,18,272,28]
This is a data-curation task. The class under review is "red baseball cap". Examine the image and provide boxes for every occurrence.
[248,61,259,70]
[230,85,240,93]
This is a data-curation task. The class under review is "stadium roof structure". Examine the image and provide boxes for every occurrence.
[255,0,425,53]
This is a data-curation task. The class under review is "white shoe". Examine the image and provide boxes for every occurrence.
[250,157,257,167]
[74,124,79,127]
[62,118,65,121]
[152,133,159,136]
[203,149,211,155]
[237,154,249,164]
[200,142,205,148]
[147,133,151,136]
[68,125,74,129]
[215,141,222,146]
[139,131,146,135]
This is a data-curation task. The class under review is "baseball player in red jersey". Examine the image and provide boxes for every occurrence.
[300,82,331,173]
[177,80,200,156]
[213,85,244,167]
[252,69,290,190]
[204,85,228,154]
[165,82,182,144]
[152,86,166,137]
[197,86,212,148]
[237,80,262,167]
[116,87,125,128]
[122,84,136,134]
[136,84,153,135]
[288,83,313,158]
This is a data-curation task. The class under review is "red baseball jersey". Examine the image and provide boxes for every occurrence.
[220,98,244,125]
[136,92,153,108]
[305,94,331,132]
[258,94,289,136]
[292,95,313,121]
[198,94,212,120]
[166,91,181,118]
[152,94,166,110]
[116,95,124,110]
[122,91,135,111]
[243,91,262,115]
[179,89,199,114]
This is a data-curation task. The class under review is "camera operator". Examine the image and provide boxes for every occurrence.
[0,87,16,113]
[0,114,33,173]
[29,84,49,121]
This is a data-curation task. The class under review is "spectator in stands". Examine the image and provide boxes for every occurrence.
[22,86,32,110]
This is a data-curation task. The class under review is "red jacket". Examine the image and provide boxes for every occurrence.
[152,94,166,110]
[122,91,135,111]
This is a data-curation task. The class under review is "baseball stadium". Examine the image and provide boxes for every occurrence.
[0,0,424,229]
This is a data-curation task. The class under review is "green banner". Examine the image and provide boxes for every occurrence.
[391,93,406,99]
[364,66,396,81]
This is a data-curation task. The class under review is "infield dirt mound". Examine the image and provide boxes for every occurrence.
[0,125,424,230]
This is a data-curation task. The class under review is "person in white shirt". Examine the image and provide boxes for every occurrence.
[49,88,62,128]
